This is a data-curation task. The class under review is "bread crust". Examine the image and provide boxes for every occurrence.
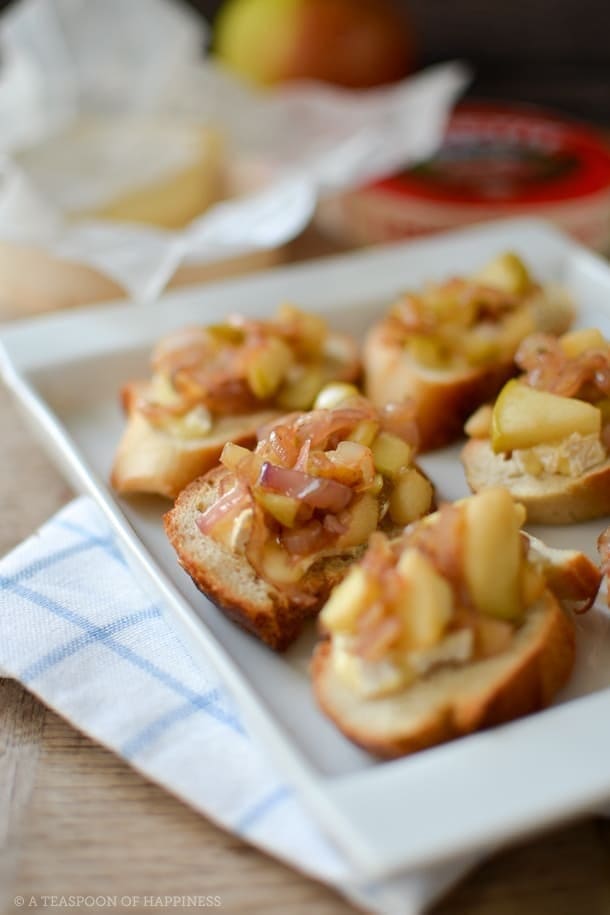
[164,469,368,650]
[312,591,575,759]
[363,321,514,450]
[462,438,610,524]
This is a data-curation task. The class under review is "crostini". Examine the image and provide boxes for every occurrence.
[462,328,610,523]
[164,384,434,650]
[312,487,600,758]
[112,305,360,499]
[363,252,574,450]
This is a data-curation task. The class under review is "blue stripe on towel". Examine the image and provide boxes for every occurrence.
[2,577,243,735]
[55,519,127,565]
[236,785,292,833]
[3,537,115,587]
[122,692,244,758]
[20,605,163,683]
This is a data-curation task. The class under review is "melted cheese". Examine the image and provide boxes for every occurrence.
[332,629,475,699]
[160,404,212,439]
[229,508,254,555]
[511,432,606,479]
[332,636,408,699]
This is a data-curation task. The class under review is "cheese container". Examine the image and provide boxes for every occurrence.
[316,102,610,252]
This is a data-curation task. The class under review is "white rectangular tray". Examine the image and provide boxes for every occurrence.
[3,218,610,879]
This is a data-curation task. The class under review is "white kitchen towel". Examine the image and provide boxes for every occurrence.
[0,496,478,914]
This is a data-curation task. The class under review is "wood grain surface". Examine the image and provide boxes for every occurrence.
[2,237,610,913]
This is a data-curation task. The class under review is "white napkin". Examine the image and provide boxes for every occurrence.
[0,0,469,302]
[0,496,479,914]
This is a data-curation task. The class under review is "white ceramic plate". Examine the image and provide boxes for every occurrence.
[3,218,610,879]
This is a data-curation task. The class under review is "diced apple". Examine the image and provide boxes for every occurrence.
[255,490,300,527]
[261,540,305,585]
[463,488,523,620]
[474,251,531,295]
[560,327,607,358]
[313,382,360,410]
[276,303,327,356]
[246,336,294,399]
[458,328,500,367]
[491,379,601,453]
[347,419,380,447]
[514,502,527,527]
[396,549,453,650]
[320,566,378,634]
[371,432,413,479]
[406,334,447,368]
[389,468,433,525]
[337,493,379,548]
[495,305,535,355]
[276,365,325,410]
[427,284,471,324]
[330,440,376,488]
[464,404,493,439]
[206,323,246,345]
[370,473,384,495]
[220,441,252,471]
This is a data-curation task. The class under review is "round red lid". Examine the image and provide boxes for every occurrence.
[374,102,610,206]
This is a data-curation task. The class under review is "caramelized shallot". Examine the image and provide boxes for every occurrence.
[257,463,353,512]
[516,333,610,399]
[196,483,250,534]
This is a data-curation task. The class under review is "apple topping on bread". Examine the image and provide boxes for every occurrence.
[363,252,574,450]
[112,305,360,499]
[312,488,600,758]
[164,384,434,650]
[463,328,610,523]
[597,526,610,609]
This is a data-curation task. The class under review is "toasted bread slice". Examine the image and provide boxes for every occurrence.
[164,469,369,650]
[312,590,574,758]
[364,321,514,450]
[111,408,278,501]
[113,329,360,500]
[363,277,574,451]
[462,437,610,524]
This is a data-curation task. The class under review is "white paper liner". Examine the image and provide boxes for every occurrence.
[0,0,469,301]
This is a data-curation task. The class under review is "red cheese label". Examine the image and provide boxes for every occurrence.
[375,103,610,205]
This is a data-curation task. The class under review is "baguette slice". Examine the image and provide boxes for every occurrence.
[312,590,574,759]
[112,330,359,500]
[363,281,574,452]
[462,437,610,524]
[364,322,513,450]
[164,468,371,650]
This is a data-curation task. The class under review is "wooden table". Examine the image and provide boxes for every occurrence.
[2,235,610,914]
